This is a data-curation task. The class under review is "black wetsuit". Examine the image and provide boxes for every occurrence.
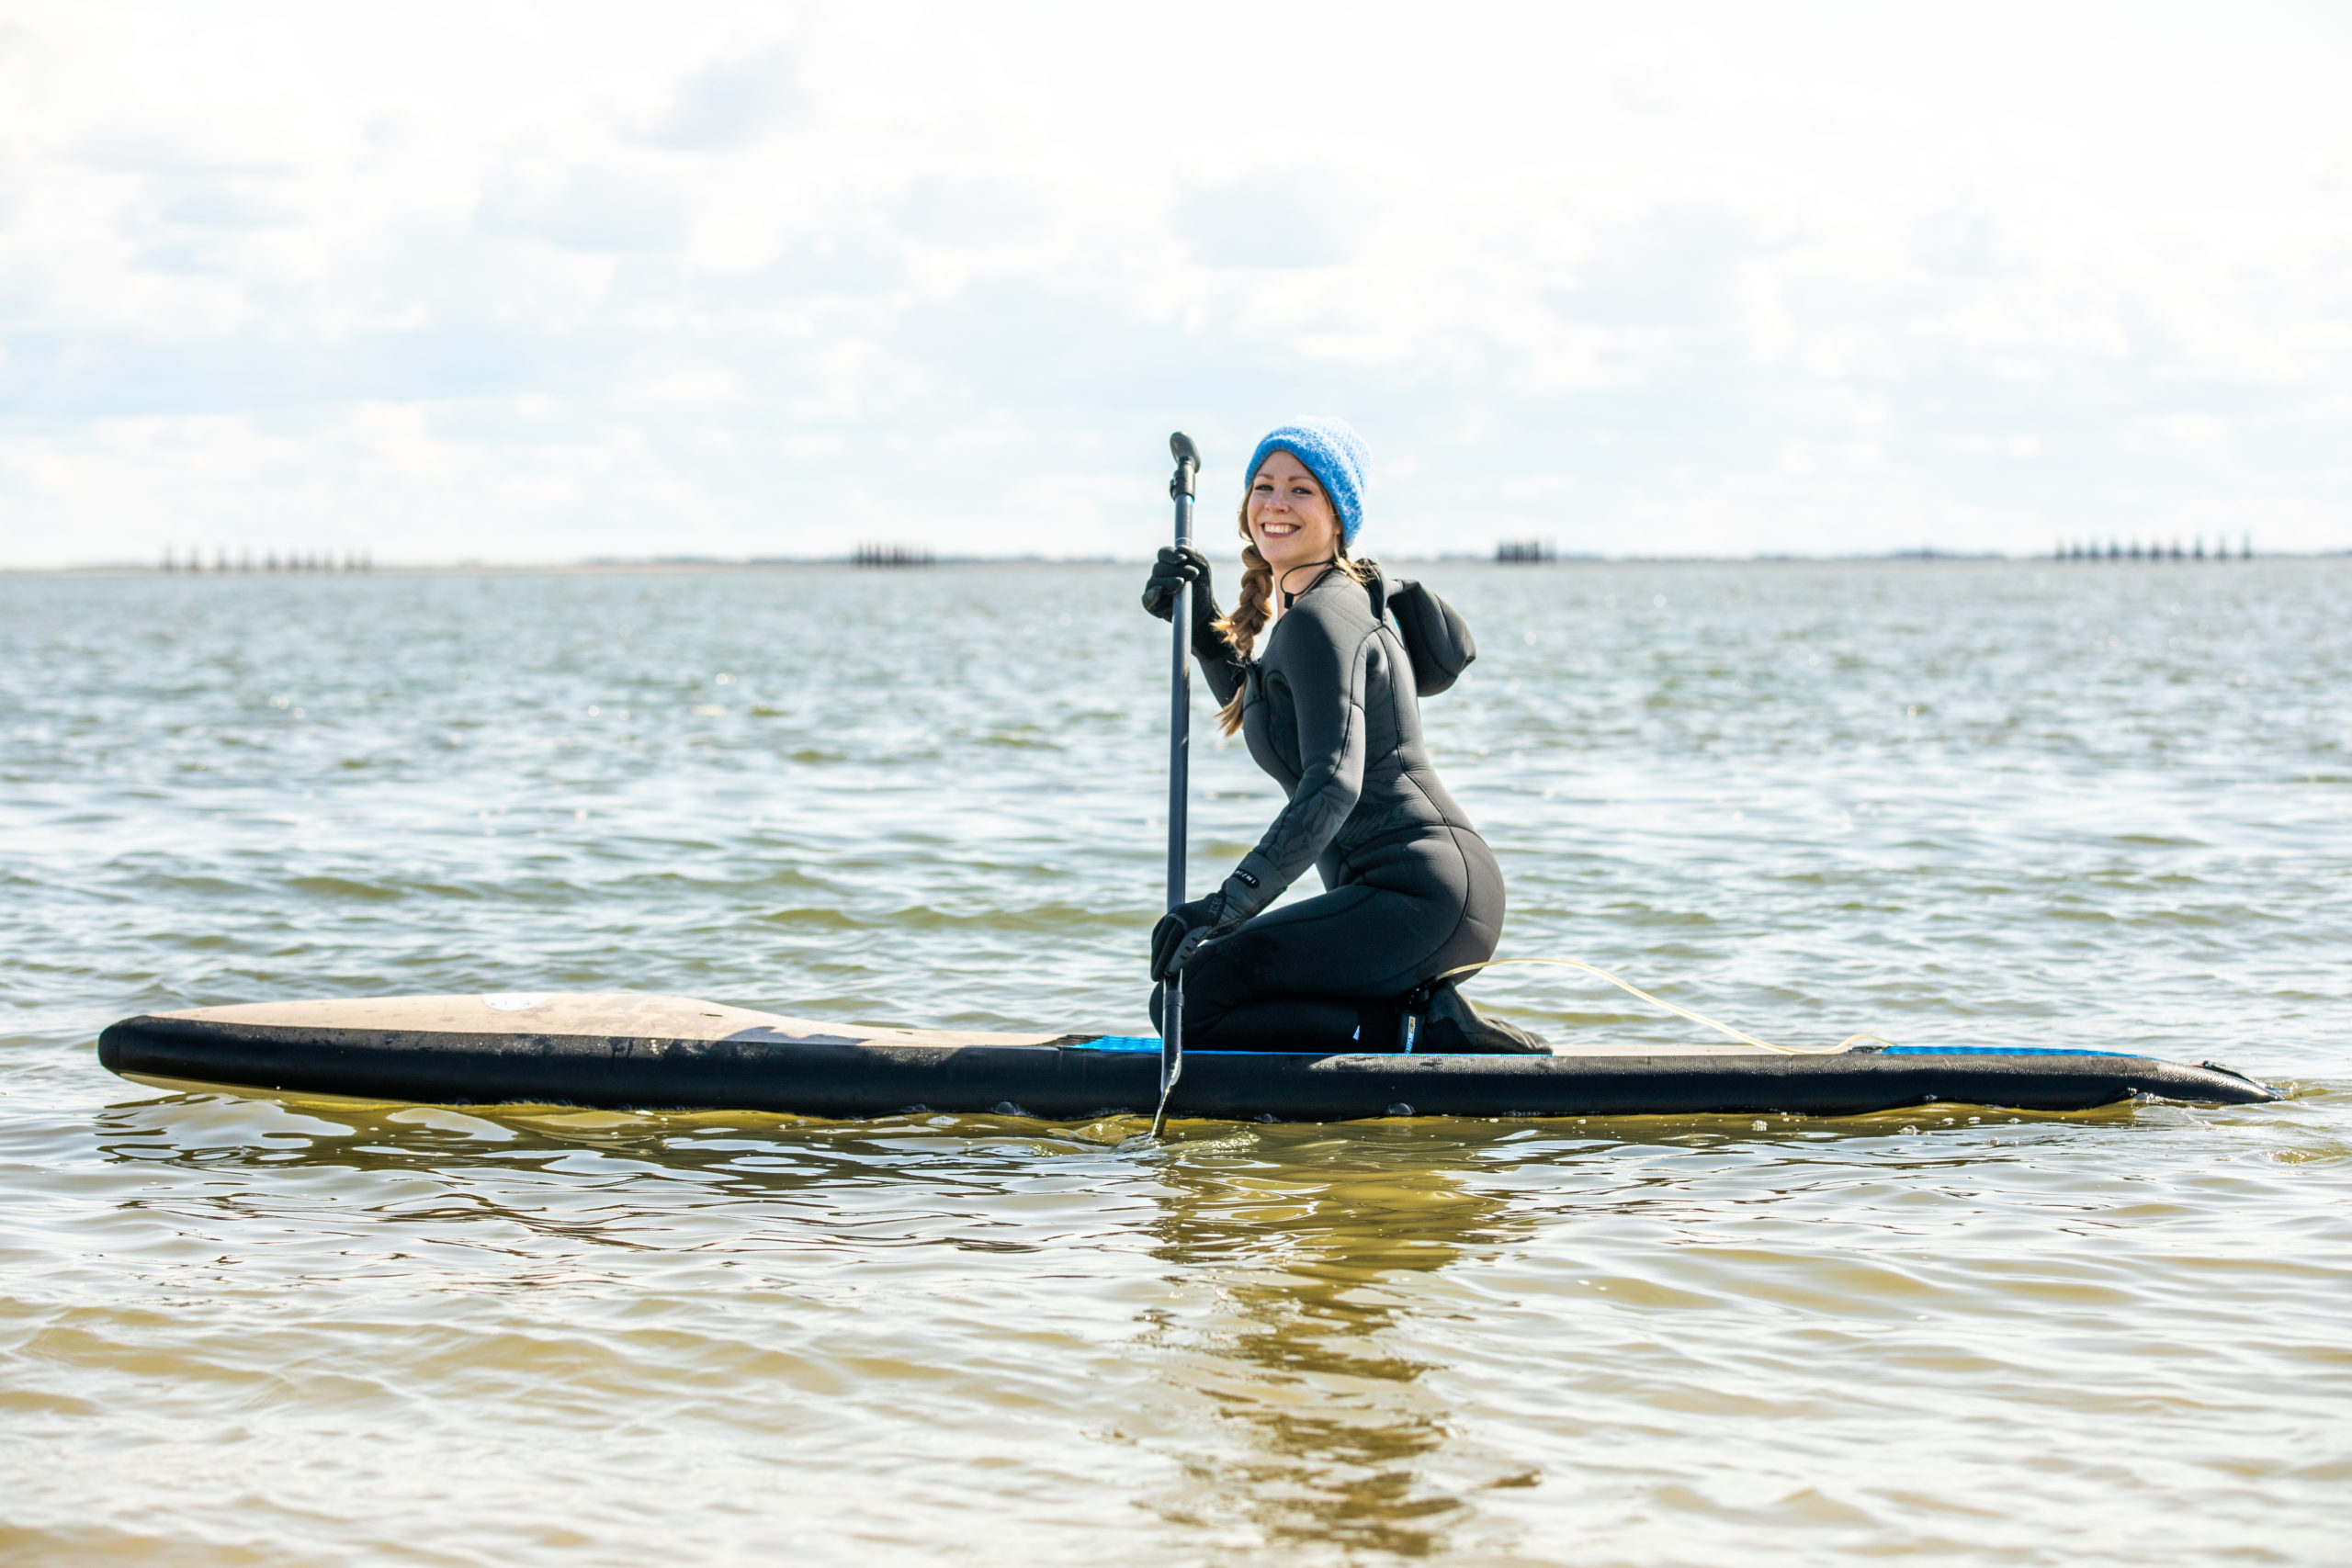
[1150,565,1505,1052]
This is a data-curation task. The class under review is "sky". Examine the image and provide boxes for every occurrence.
[2,0,2348,566]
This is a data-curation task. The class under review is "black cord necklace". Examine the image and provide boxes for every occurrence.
[1276,557,1339,608]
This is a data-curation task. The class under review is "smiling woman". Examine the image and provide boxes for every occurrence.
[1138,419,1542,1057]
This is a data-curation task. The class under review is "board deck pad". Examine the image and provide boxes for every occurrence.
[153,992,1071,1049]
[96,991,2278,1121]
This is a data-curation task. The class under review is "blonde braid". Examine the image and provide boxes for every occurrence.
[1211,503,1272,734]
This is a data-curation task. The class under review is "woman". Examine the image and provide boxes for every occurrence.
[1139,418,1539,1054]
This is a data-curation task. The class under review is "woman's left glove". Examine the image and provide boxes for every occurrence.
[1150,893,1236,982]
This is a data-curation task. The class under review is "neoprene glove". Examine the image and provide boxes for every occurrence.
[1141,546,1219,627]
[1149,892,1236,982]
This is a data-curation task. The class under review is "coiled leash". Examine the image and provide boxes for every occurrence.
[1400,956,1901,1056]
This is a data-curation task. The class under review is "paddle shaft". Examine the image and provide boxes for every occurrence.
[1154,433,1199,1135]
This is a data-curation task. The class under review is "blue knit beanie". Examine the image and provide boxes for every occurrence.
[1242,418,1369,547]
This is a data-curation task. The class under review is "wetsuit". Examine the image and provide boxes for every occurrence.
[1150,564,1506,1052]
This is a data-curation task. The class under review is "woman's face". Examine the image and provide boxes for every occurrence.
[1245,450,1342,577]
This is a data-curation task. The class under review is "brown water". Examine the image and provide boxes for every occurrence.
[4,561,2347,1563]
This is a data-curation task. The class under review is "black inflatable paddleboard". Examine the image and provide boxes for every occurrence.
[96,993,2277,1120]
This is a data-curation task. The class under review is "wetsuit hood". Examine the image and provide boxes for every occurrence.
[1364,562,1479,697]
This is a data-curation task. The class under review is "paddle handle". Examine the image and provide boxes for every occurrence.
[1155,432,1199,1132]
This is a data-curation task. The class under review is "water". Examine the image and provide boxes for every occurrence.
[4,560,2347,1564]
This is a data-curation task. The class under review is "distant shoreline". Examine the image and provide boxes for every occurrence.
[6,551,2345,579]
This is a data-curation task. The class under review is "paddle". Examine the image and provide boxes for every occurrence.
[1150,432,1200,1138]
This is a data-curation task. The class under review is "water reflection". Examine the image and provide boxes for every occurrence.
[1139,1126,1532,1558]
[82,1089,1091,1278]
[90,1089,1543,1555]
[73,1082,2340,1567]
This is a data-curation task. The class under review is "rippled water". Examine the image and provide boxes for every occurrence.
[4,560,2347,1564]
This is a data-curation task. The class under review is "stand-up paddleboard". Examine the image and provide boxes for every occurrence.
[97,993,2277,1119]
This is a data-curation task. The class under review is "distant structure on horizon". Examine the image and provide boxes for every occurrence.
[161,547,373,573]
[1495,539,1556,563]
[2055,535,2252,561]
[853,543,934,567]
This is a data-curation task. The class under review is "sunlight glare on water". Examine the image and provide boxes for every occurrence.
[2,561,2347,1564]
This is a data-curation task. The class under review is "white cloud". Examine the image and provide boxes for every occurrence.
[639,44,801,151]
[2,0,2348,566]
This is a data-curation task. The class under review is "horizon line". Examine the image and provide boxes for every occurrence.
[8,548,2341,578]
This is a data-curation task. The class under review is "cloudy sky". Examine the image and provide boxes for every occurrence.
[3,0,2347,565]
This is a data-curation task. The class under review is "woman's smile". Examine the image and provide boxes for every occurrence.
[1246,449,1341,577]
